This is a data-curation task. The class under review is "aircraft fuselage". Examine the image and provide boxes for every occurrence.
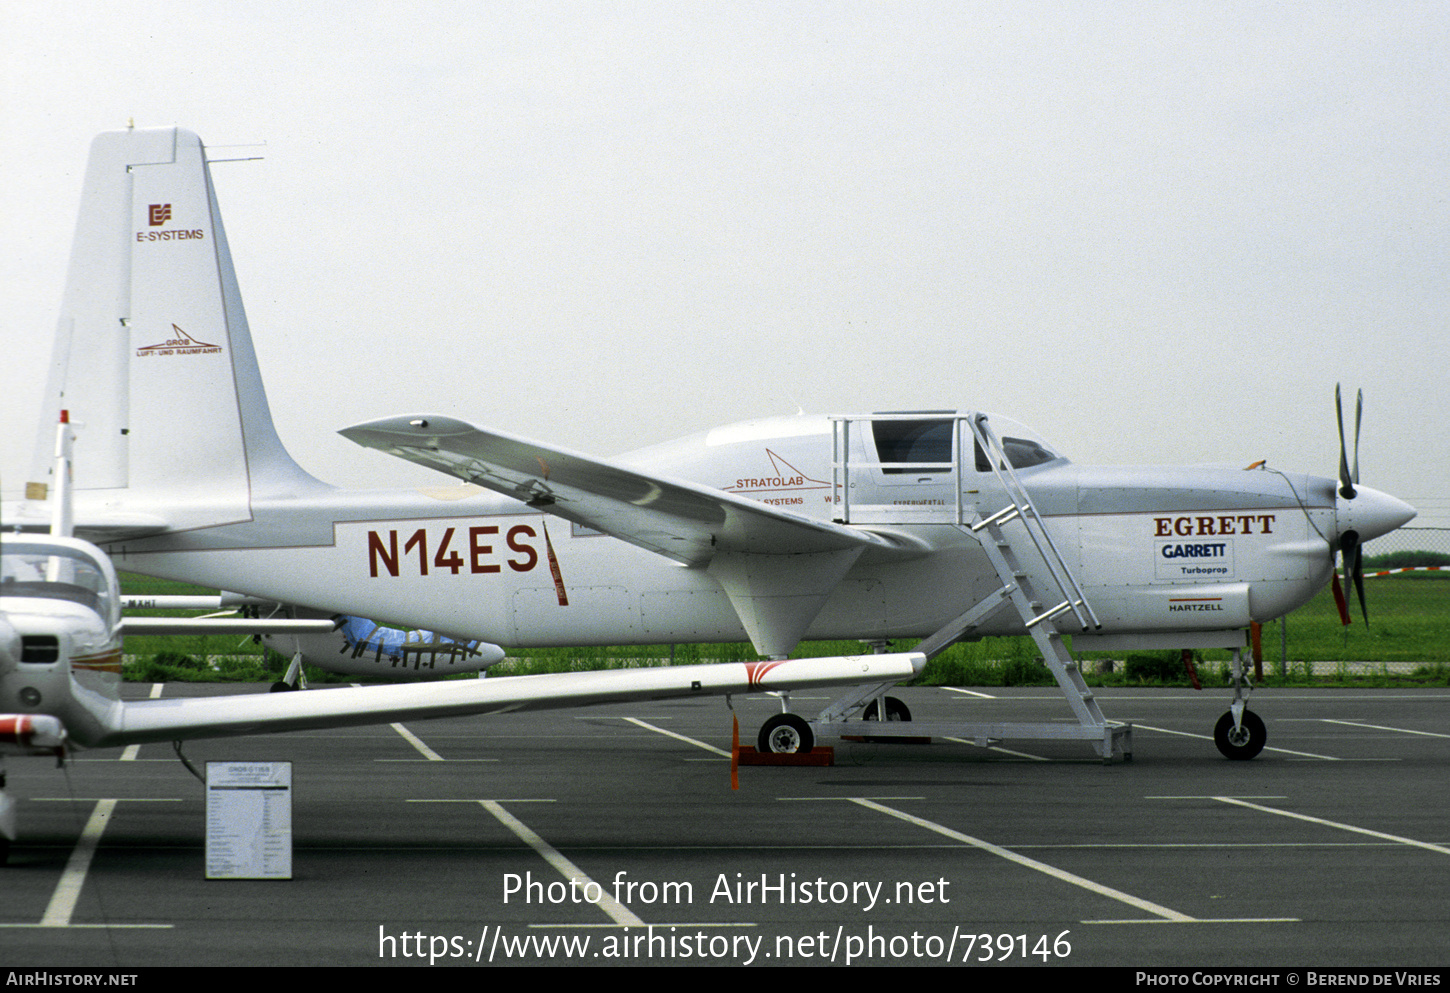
[95,414,1342,650]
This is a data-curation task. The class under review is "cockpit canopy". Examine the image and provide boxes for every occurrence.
[0,537,119,626]
[870,413,1063,475]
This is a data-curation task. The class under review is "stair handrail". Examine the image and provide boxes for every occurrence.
[967,413,1100,631]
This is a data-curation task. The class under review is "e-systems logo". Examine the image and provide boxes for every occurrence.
[136,203,204,242]
[1154,539,1234,579]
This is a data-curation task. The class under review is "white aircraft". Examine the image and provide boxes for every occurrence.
[256,612,507,688]
[122,593,507,689]
[5,126,1416,775]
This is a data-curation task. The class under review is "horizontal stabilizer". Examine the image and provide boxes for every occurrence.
[339,415,919,565]
[0,499,170,542]
[93,652,926,747]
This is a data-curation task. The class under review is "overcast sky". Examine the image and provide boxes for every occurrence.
[3,2,1446,528]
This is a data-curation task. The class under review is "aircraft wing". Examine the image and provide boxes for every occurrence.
[340,415,921,565]
[91,652,925,747]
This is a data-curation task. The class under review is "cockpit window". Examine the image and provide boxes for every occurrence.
[976,437,1059,471]
[872,416,1061,474]
[872,419,954,474]
[0,544,113,617]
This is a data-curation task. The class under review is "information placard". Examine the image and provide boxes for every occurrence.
[205,761,292,880]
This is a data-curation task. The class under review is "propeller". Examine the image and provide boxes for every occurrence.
[1333,384,1368,627]
[1336,384,1361,500]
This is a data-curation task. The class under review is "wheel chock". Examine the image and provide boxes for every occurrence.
[735,746,834,767]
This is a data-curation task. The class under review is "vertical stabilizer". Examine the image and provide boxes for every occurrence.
[31,127,322,534]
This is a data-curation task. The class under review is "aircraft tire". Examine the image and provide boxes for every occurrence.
[757,714,814,754]
[862,696,911,722]
[1214,710,1266,760]
[269,681,294,693]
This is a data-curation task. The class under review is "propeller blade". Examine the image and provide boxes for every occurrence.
[1350,541,1368,626]
[1336,384,1356,500]
[1330,568,1351,627]
[1353,387,1362,487]
[1340,529,1362,627]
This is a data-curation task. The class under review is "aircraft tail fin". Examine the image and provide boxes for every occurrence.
[29,127,323,536]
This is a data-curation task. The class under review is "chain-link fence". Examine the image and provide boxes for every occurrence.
[1362,526,1450,562]
[1265,527,1450,676]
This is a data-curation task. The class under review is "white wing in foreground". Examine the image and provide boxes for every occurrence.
[92,652,925,748]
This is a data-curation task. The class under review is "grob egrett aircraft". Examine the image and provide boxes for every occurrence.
[6,127,1416,773]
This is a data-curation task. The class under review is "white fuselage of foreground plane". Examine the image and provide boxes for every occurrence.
[0,537,124,753]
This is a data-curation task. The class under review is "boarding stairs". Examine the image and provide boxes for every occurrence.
[817,413,1132,761]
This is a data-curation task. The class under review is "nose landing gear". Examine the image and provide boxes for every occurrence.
[1214,708,1266,760]
[1215,647,1266,760]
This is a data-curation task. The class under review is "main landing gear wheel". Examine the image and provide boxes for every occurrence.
[757,714,814,754]
[1214,710,1266,760]
[862,696,911,722]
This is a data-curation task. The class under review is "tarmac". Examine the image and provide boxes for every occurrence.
[2,680,1448,968]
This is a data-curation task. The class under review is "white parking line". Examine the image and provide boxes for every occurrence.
[848,797,1196,922]
[1132,723,1344,760]
[40,800,115,927]
[391,722,445,760]
[1213,797,1450,856]
[477,800,644,926]
[941,737,1050,760]
[1324,719,1450,739]
[622,717,730,757]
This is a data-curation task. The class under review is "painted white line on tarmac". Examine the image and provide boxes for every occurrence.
[622,717,731,757]
[1213,797,1450,856]
[941,737,1050,760]
[478,800,645,927]
[40,800,115,927]
[391,722,445,760]
[1133,723,1344,760]
[848,797,1196,922]
[1324,719,1450,739]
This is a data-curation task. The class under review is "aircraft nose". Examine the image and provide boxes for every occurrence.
[1336,485,1417,544]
